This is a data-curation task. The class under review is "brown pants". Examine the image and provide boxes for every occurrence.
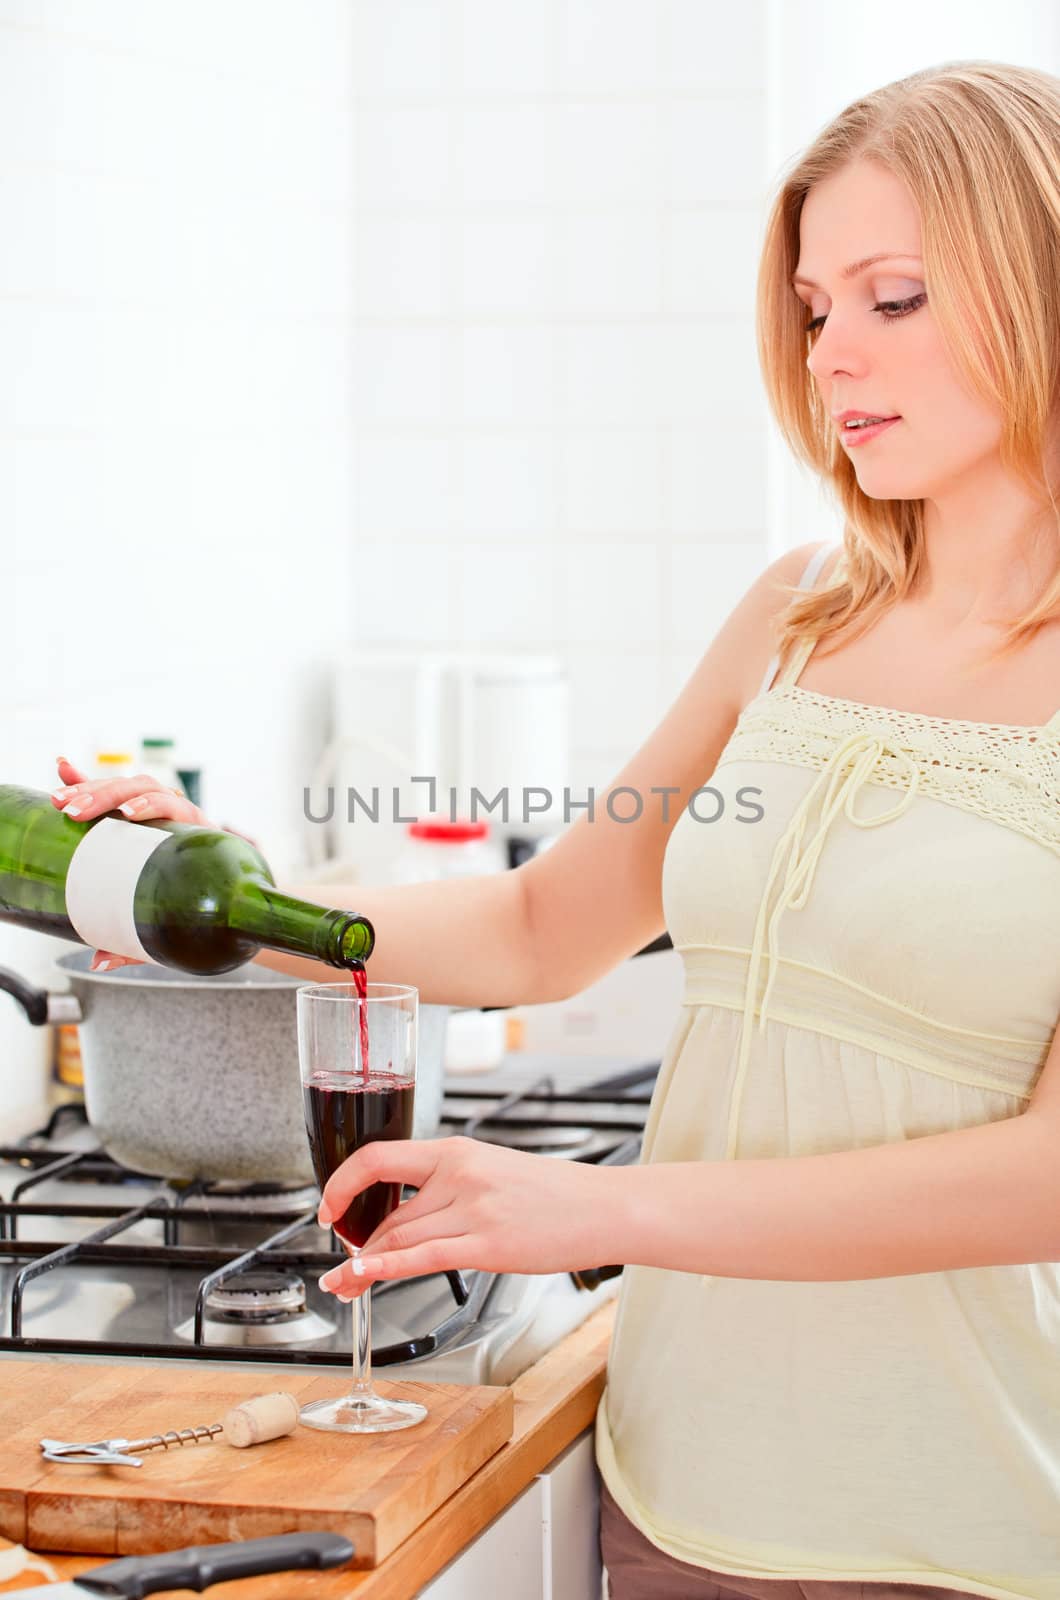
[599,1480,982,1600]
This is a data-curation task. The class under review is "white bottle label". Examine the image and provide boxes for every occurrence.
[65,818,171,963]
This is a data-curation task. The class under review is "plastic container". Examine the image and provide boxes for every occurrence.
[176,766,203,808]
[391,816,506,885]
[51,1019,85,1106]
[92,750,136,781]
[392,817,509,1073]
[445,1008,508,1074]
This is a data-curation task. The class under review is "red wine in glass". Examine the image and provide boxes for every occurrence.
[303,1074,415,1248]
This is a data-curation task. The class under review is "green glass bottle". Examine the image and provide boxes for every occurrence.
[0,785,374,976]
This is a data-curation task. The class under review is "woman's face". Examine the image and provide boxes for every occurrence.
[794,159,1004,503]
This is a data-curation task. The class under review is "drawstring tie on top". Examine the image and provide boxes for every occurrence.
[723,728,921,1161]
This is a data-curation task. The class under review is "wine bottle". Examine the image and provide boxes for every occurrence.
[0,785,374,976]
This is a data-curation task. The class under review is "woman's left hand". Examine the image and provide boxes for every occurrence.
[316,1136,632,1299]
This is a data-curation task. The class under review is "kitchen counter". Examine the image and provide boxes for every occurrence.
[17,1299,617,1599]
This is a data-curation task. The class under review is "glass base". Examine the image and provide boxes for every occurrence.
[299,1391,428,1434]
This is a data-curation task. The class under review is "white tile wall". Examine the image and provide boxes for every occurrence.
[3,2,358,1111]
[353,0,773,802]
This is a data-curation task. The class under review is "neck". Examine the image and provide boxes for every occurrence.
[917,472,1057,630]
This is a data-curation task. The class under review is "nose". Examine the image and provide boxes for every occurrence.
[805,313,868,384]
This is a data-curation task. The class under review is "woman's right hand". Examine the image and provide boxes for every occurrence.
[51,755,215,972]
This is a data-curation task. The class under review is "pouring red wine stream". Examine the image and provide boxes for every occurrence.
[351,960,370,1086]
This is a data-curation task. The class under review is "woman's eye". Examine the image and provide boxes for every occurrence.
[804,292,927,336]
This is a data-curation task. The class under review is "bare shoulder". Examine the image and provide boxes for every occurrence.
[514,538,836,997]
[718,540,835,714]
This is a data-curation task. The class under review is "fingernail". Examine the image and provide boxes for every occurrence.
[62,804,83,817]
[317,1204,332,1226]
[95,960,114,972]
[118,801,138,817]
[350,1256,366,1277]
[357,1257,382,1276]
[335,1293,354,1303]
[52,788,71,801]
[318,1270,343,1291]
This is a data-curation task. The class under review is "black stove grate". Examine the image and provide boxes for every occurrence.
[0,1145,475,1364]
[0,1063,657,1363]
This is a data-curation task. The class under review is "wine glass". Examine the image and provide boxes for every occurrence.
[297,979,428,1434]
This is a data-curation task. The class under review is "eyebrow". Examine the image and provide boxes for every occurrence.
[790,253,923,289]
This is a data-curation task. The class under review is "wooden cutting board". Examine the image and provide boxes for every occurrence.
[0,1360,514,1568]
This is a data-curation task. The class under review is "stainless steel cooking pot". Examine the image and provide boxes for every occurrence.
[0,950,450,1184]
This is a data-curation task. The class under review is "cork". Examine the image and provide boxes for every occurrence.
[220,1391,300,1448]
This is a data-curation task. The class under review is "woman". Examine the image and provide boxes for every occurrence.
[51,60,1060,1600]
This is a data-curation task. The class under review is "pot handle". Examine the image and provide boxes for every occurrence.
[0,964,83,1027]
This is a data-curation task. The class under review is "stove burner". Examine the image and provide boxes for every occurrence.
[472,1123,595,1155]
[176,1185,320,1216]
[173,1269,336,1347]
[207,1268,308,1321]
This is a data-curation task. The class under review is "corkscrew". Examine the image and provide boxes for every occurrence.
[40,1391,300,1467]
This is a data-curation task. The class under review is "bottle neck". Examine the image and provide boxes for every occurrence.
[229,880,374,969]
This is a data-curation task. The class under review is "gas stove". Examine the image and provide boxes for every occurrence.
[0,1056,657,1384]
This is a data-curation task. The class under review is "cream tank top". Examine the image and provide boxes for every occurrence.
[595,541,1060,1598]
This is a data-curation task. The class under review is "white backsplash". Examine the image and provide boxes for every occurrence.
[350,0,775,807]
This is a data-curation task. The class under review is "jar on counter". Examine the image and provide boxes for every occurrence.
[391,817,506,885]
[176,766,204,809]
[92,750,136,781]
[51,1019,85,1106]
[393,817,510,1073]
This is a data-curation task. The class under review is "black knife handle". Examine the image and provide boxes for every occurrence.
[569,1262,624,1291]
[75,1532,355,1598]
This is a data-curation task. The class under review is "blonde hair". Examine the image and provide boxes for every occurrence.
[756,60,1060,678]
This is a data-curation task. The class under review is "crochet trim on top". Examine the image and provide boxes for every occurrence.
[718,682,1060,860]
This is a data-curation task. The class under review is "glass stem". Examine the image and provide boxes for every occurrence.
[348,1246,372,1399]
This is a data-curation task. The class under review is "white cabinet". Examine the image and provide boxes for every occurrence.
[417,1476,546,1599]
[417,1429,602,1600]
[542,1429,603,1600]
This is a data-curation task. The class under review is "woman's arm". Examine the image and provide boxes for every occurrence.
[316,1034,1060,1294]
[254,868,539,1008]
[316,1099,1060,1292]
[51,543,818,999]
[262,545,821,1005]
[505,542,830,1001]
[619,1105,1060,1281]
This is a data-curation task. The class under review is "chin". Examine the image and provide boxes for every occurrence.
[850,452,939,499]
[853,472,924,501]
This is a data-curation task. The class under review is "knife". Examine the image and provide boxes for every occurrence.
[3,1531,354,1598]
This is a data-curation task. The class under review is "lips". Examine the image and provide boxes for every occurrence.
[840,415,901,447]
